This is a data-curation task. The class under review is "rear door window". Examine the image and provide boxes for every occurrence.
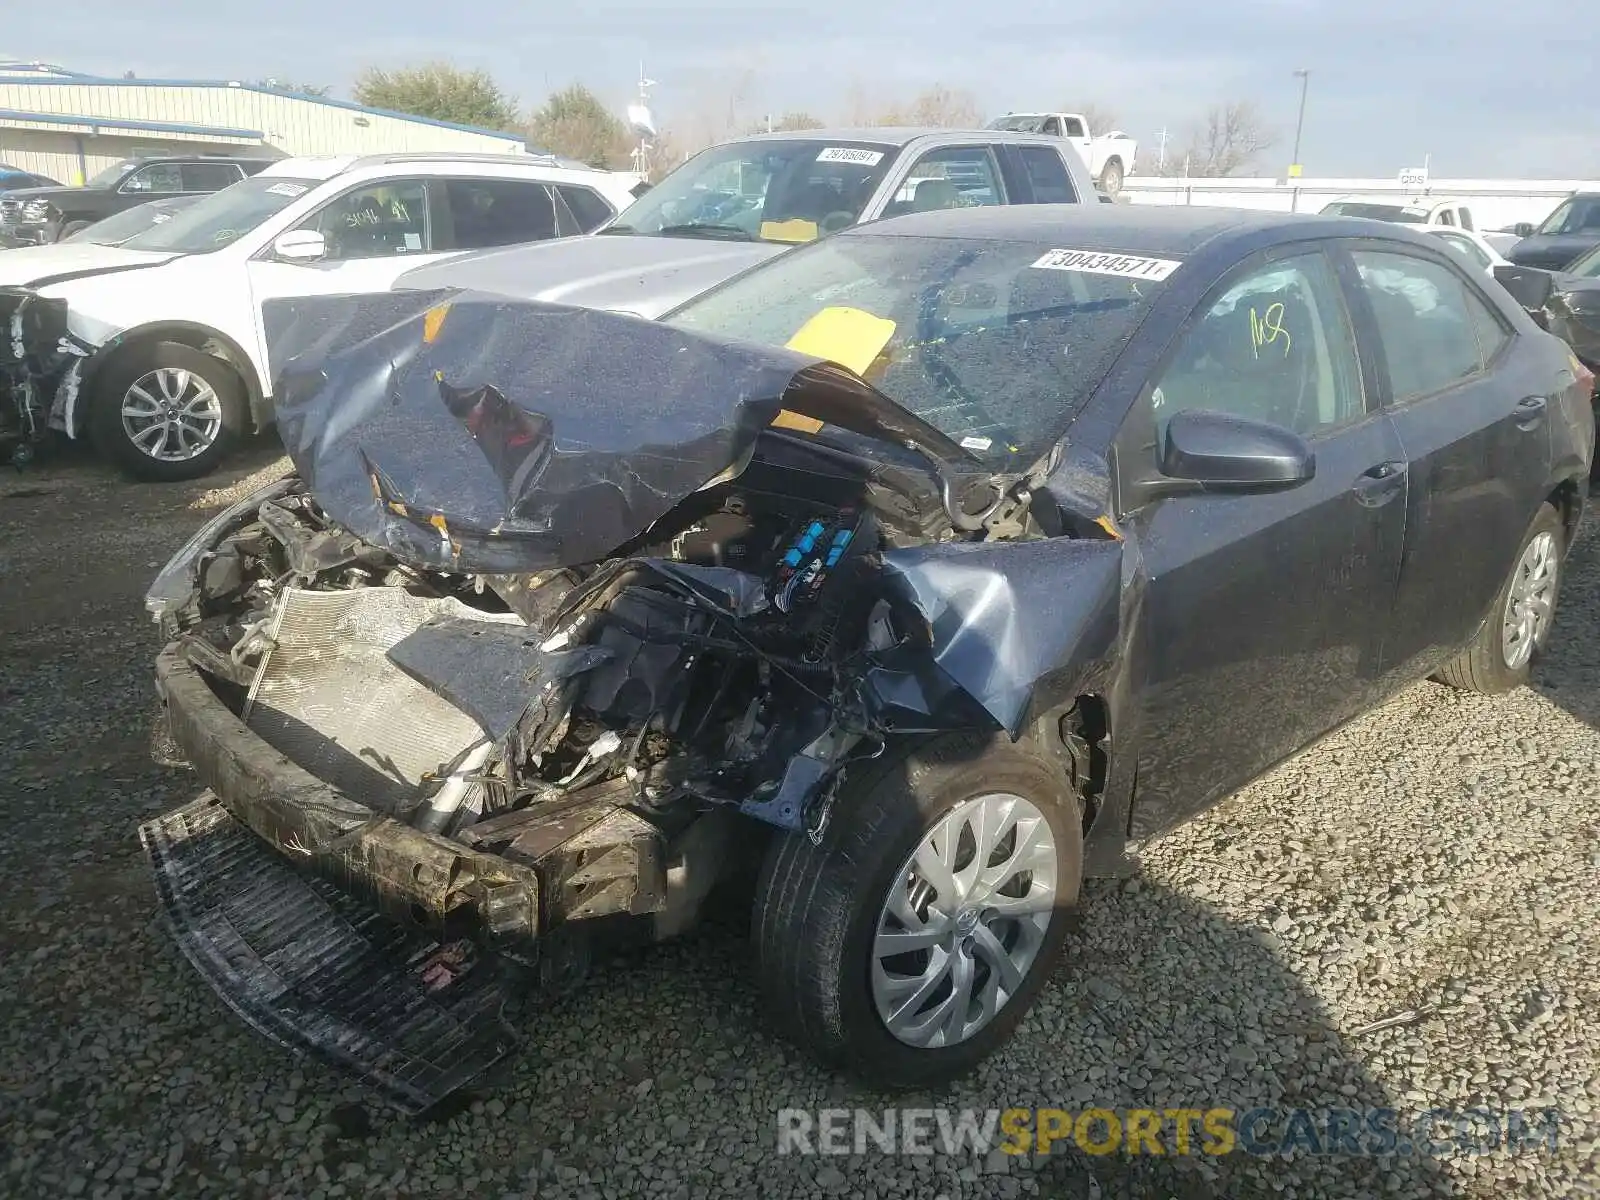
[442,178,559,249]
[1016,147,1078,204]
[1352,250,1489,402]
[181,163,244,192]
[555,184,617,232]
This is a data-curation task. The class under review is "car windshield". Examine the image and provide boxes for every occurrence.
[667,232,1171,467]
[604,138,897,245]
[87,161,140,188]
[1563,243,1600,278]
[66,197,200,245]
[120,176,316,253]
[1322,202,1428,223]
[1535,197,1600,236]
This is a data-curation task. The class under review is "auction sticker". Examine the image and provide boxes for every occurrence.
[816,147,885,167]
[266,181,308,197]
[1031,248,1182,281]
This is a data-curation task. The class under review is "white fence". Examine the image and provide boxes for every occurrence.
[1120,177,1599,233]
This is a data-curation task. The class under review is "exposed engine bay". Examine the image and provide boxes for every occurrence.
[154,427,1055,935]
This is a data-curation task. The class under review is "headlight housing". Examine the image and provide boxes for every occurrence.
[19,199,54,224]
[145,477,297,625]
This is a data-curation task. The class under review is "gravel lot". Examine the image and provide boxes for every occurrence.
[2,443,1597,1200]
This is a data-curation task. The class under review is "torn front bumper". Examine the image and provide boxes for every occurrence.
[139,792,528,1113]
[0,287,86,451]
[150,643,543,942]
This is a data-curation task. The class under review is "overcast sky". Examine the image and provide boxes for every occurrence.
[6,0,1593,177]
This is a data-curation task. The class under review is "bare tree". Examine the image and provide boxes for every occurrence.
[746,111,826,134]
[874,83,983,128]
[1177,101,1278,177]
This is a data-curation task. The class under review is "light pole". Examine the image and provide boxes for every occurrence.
[1290,69,1310,176]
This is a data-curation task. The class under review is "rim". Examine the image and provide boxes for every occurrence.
[120,367,222,462]
[1501,530,1558,670]
[871,791,1058,1049]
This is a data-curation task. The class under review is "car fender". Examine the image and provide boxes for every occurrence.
[60,319,265,439]
[869,536,1124,738]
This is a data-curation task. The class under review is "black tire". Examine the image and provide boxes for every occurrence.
[56,220,92,241]
[88,341,247,482]
[753,730,1083,1089]
[1434,502,1565,694]
[1097,159,1124,195]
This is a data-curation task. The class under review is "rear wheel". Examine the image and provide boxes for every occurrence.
[1435,502,1564,694]
[88,341,247,482]
[753,731,1082,1088]
[1097,159,1124,195]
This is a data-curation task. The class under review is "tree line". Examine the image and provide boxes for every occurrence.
[283,62,1279,179]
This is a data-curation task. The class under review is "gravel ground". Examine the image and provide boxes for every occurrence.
[2,444,1597,1200]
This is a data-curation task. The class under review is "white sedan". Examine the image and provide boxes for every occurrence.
[1425,226,1511,276]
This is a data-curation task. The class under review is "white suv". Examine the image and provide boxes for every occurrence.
[0,153,639,480]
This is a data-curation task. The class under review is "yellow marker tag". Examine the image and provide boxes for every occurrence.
[771,409,825,433]
[1094,514,1123,540]
[422,303,451,343]
[784,306,897,376]
[759,218,820,244]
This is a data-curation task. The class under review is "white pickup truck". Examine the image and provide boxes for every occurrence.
[986,112,1137,195]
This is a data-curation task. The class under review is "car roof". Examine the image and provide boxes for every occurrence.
[261,151,621,182]
[842,203,1453,258]
[730,127,1068,147]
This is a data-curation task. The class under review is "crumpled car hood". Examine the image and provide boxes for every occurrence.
[391,233,785,319]
[263,290,971,574]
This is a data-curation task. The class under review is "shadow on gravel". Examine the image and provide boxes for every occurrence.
[1530,522,1600,734]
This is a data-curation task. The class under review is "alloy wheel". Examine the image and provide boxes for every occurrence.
[1501,531,1558,670]
[120,367,222,463]
[871,792,1058,1048]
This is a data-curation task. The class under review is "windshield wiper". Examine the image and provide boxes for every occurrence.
[656,223,755,242]
[596,225,636,235]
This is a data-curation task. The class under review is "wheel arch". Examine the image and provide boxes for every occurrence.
[71,321,263,438]
[1547,474,1587,550]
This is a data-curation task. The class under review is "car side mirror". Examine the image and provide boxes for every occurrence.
[1513,222,1535,238]
[272,229,327,263]
[1493,263,1555,313]
[1159,408,1315,489]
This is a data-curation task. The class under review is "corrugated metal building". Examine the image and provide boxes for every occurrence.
[0,62,526,184]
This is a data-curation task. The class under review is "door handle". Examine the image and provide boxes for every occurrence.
[1353,460,1406,507]
[1513,395,1548,430]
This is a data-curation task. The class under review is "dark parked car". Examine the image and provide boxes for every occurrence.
[1493,247,1600,447]
[0,155,276,246]
[139,205,1592,1111]
[1505,192,1600,271]
[61,194,202,246]
[0,164,59,192]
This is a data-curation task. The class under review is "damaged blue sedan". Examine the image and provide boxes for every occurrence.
[140,205,1594,1112]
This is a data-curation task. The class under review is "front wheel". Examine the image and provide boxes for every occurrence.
[88,341,247,482]
[1434,502,1565,694]
[753,732,1082,1088]
[1097,159,1124,195]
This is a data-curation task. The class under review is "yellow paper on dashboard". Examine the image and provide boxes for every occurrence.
[773,306,899,433]
[758,218,820,244]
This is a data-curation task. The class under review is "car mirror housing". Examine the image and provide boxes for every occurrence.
[1493,263,1555,315]
[1159,408,1316,490]
[1513,222,1535,238]
[272,229,328,263]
